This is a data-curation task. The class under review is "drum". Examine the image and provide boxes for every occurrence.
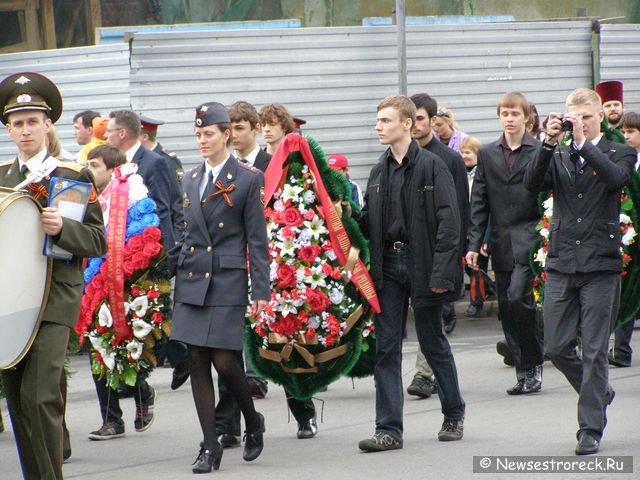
[0,187,51,369]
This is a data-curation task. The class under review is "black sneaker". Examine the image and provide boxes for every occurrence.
[438,417,464,441]
[247,377,268,399]
[358,432,403,452]
[407,374,434,398]
[134,386,156,432]
[443,315,457,334]
[296,417,318,439]
[496,340,515,367]
[88,422,125,441]
[464,304,483,318]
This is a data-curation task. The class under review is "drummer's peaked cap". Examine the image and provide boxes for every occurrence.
[0,72,63,125]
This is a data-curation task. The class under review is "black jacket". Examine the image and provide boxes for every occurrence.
[468,134,541,272]
[524,137,636,273]
[360,140,461,306]
[424,136,470,254]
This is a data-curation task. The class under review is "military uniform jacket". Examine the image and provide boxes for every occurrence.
[0,157,107,327]
[172,156,269,306]
[468,136,542,272]
[152,142,185,243]
[524,138,636,273]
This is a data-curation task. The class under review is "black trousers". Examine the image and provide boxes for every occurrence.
[612,318,634,362]
[495,264,544,375]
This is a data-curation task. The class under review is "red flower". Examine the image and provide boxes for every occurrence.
[306,288,330,313]
[281,226,297,240]
[123,261,135,277]
[276,264,297,289]
[147,289,161,300]
[151,311,163,324]
[142,226,162,244]
[283,207,303,227]
[303,209,315,221]
[143,242,162,259]
[298,244,322,264]
[321,262,333,277]
[306,327,316,337]
[131,286,143,297]
[255,324,267,337]
[127,235,144,252]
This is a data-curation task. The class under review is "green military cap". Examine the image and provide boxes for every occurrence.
[0,72,62,125]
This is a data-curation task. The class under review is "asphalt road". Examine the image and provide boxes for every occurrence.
[1,302,638,479]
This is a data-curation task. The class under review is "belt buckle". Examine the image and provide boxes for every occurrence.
[393,241,404,250]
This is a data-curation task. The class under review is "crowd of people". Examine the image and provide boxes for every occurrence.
[0,69,637,478]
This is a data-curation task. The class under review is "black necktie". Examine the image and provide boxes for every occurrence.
[201,171,215,203]
[19,164,28,181]
[239,158,248,164]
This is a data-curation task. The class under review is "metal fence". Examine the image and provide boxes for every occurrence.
[1,21,639,183]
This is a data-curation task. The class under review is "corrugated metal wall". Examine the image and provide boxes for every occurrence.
[129,21,594,182]
[0,43,130,160]
[599,23,640,110]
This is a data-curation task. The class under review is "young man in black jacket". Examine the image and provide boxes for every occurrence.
[358,95,465,452]
[524,88,635,455]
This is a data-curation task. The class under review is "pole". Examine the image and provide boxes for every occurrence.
[396,0,407,95]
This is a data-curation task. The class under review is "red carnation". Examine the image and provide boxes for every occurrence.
[151,311,163,324]
[127,235,144,252]
[307,289,330,313]
[147,289,161,300]
[123,261,135,277]
[143,242,162,259]
[142,226,162,244]
[281,226,297,240]
[298,244,322,264]
[131,286,143,297]
[283,207,303,227]
[276,264,297,289]
[303,209,315,221]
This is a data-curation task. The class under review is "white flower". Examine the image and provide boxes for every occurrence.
[298,228,313,244]
[620,213,632,225]
[303,190,315,204]
[304,265,327,289]
[130,295,149,318]
[281,184,304,202]
[306,315,321,329]
[127,174,149,206]
[132,319,153,339]
[279,238,297,257]
[98,303,113,327]
[89,333,103,352]
[127,340,143,360]
[329,288,344,305]
[539,228,549,240]
[535,247,547,267]
[273,199,286,212]
[325,248,337,261]
[542,196,554,211]
[303,216,328,241]
[102,351,116,370]
[120,162,138,177]
[622,226,636,246]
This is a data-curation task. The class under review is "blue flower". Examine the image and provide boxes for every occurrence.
[136,198,157,215]
[84,257,105,285]
[128,205,143,221]
[141,213,160,228]
[126,221,144,240]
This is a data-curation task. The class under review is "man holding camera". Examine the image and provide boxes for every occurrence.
[524,88,635,455]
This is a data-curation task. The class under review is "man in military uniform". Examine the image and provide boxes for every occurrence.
[139,114,184,184]
[0,72,107,479]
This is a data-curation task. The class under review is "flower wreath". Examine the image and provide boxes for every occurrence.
[76,163,172,389]
[246,134,379,399]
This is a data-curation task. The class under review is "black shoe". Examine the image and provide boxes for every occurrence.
[464,304,483,318]
[506,378,525,395]
[407,374,434,399]
[443,315,457,334]
[171,362,190,390]
[62,426,71,462]
[218,433,241,448]
[134,386,156,432]
[496,340,515,367]
[247,377,268,399]
[192,443,222,473]
[575,431,599,455]
[608,351,631,368]
[438,417,464,441]
[88,422,125,441]
[243,412,265,461]
[521,365,542,394]
[297,417,318,439]
[358,431,403,452]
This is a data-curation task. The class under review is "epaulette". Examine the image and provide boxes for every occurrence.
[162,148,177,158]
[237,162,258,173]
[56,161,84,173]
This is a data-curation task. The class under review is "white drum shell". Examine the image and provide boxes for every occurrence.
[0,190,50,369]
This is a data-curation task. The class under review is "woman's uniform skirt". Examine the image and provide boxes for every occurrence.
[171,302,247,350]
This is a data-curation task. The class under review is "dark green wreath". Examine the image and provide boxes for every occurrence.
[245,135,375,400]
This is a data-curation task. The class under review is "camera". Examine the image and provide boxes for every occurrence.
[561,119,573,132]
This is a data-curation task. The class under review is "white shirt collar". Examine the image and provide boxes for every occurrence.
[200,155,231,198]
[234,144,260,165]
[125,141,142,162]
[19,148,49,174]
[590,133,604,146]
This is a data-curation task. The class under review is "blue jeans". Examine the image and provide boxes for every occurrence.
[374,249,465,438]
